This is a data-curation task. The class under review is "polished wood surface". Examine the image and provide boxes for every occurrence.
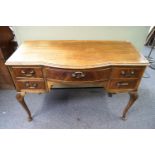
[12,67,43,78]
[5,40,149,121]
[45,67,111,82]
[15,79,46,91]
[6,40,148,68]
[108,79,139,90]
[111,66,145,79]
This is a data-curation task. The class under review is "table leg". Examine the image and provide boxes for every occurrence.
[121,91,138,120]
[16,92,32,121]
[108,93,116,97]
[108,93,113,97]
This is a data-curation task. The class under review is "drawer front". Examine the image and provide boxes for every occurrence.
[108,79,139,90]
[111,67,145,79]
[12,67,43,78]
[45,68,111,82]
[15,80,45,91]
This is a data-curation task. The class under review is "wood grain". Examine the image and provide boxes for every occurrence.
[12,67,43,78]
[6,40,149,121]
[45,67,111,82]
[111,66,145,79]
[5,40,149,68]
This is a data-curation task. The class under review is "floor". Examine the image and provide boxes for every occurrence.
[0,46,155,129]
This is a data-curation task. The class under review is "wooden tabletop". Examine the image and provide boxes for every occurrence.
[5,40,148,69]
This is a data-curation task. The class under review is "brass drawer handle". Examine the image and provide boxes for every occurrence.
[121,70,135,77]
[131,71,135,75]
[31,83,38,88]
[25,82,38,88]
[72,71,85,78]
[21,69,35,77]
[117,82,129,87]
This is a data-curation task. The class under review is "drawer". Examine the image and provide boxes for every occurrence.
[45,67,111,82]
[12,67,43,78]
[15,79,45,91]
[111,67,145,79]
[108,79,139,90]
[109,79,139,89]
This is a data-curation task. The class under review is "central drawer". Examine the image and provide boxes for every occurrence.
[45,67,111,82]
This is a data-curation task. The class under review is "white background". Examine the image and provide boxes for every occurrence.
[0,0,155,155]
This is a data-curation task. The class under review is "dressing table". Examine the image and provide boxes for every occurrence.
[5,40,149,121]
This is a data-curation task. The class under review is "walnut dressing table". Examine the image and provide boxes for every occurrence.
[5,40,148,121]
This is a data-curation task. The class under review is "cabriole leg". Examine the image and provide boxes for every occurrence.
[122,91,138,120]
[16,92,32,121]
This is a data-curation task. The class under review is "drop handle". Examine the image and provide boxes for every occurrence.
[121,70,126,75]
[25,82,38,88]
[30,83,38,88]
[130,71,135,75]
[21,69,35,77]
[121,71,131,77]
[117,82,129,86]
[25,82,30,88]
[72,71,85,78]
[121,70,135,77]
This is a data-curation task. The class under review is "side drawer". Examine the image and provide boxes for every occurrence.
[108,79,139,90]
[12,67,43,78]
[111,67,145,79]
[15,79,45,91]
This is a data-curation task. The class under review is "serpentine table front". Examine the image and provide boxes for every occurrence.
[5,40,148,121]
